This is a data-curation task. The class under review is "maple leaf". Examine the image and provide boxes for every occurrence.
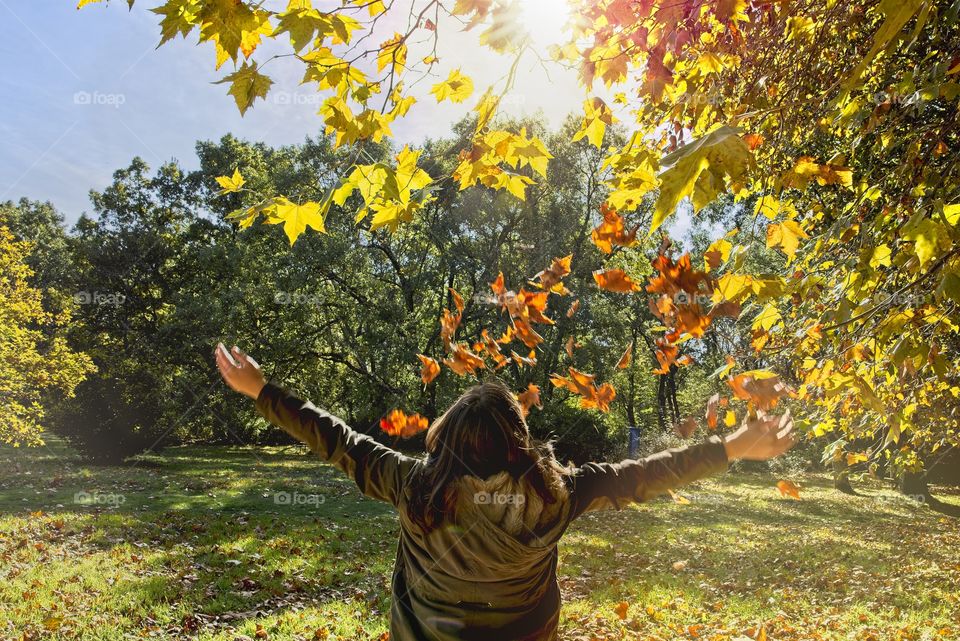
[593,269,640,293]
[776,479,802,500]
[573,97,615,148]
[516,383,542,417]
[591,203,638,254]
[727,371,793,411]
[431,68,474,103]
[263,197,327,245]
[614,601,629,620]
[550,367,616,412]
[215,61,273,116]
[380,409,429,438]
[616,342,632,369]
[675,416,697,439]
[766,219,809,262]
[377,33,408,72]
[532,255,572,293]
[215,168,245,193]
[444,344,486,376]
[197,0,273,69]
[151,0,200,46]
[417,355,440,385]
[705,393,720,430]
[651,126,752,235]
[478,1,526,53]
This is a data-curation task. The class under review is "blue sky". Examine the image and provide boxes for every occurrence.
[0,1,596,225]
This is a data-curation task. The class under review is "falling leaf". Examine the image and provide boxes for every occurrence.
[516,383,542,417]
[417,355,440,384]
[776,479,802,500]
[532,255,572,293]
[591,203,638,253]
[728,370,792,410]
[705,393,720,429]
[616,342,633,369]
[593,269,640,293]
[444,344,487,376]
[380,409,429,438]
[550,367,616,412]
[674,416,698,438]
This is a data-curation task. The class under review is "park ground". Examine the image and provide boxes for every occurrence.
[1,439,958,641]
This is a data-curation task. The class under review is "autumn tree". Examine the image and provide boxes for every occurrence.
[0,219,94,446]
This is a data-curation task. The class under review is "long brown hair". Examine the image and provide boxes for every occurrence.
[407,378,567,532]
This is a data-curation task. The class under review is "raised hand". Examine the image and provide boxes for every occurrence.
[215,342,267,400]
[722,410,796,461]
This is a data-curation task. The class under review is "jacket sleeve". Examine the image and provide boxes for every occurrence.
[567,436,729,518]
[255,382,418,507]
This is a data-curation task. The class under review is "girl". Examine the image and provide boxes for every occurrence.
[215,343,794,641]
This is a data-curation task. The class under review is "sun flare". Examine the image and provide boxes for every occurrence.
[517,0,573,46]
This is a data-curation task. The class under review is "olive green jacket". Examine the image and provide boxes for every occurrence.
[256,383,729,641]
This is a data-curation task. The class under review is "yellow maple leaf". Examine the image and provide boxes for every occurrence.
[264,197,327,244]
[431,68,474,104]
[572,97,615,148]
[215,168,245,193]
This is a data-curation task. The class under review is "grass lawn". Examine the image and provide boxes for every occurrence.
[1,439,958,641]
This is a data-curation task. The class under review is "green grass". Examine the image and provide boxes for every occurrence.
[1,440,958,641]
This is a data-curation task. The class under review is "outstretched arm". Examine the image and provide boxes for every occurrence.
[569,412,795,517]
[215,343,417,507]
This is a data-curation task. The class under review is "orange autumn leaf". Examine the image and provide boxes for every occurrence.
[565,335,575,358]
[511,350,537,369]
[417,354,440,384]
[593,269,640,293]
[776,479,802,500]
[566,298,580,318]
[477,329,508,368]
[674,415,697,439]
[646,253,708,297]
[550,367,616,412]
[532,254,572,293]
[591,203,638,254]
[512,317,544,348]
[743,133,765,150]
[614,601,629,620]
[380,409,429,438]
[444,344,486,376]
[705,393,720,430]
[728,370,792,411]
[449,287,465,312]
[616,341,633,369]
[490,272,507,297]
[516,383,542,417]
